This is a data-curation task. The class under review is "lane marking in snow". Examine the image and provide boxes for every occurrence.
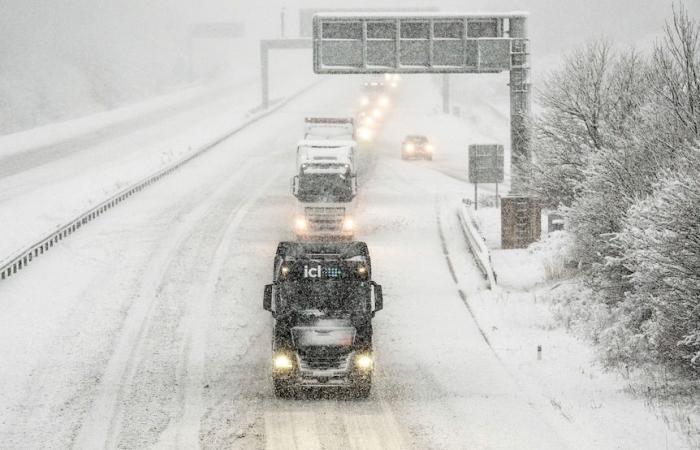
[73,158,259,449]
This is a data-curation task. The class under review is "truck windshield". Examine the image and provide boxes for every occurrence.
[278,281,369,313]
[297,173,353,202]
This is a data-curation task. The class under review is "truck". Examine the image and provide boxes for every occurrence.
[293,117,358,239]
[292,160,356,239]
[263,241,383,398]
[298,117,357,174]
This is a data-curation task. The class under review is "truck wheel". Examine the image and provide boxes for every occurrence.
[273,379,293,398]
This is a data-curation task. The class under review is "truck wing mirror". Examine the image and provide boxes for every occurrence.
[372,281,383,314]
[263,284,273,313]
[292,176,299,196]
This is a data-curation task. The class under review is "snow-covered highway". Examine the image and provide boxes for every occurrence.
[0,76,685,449]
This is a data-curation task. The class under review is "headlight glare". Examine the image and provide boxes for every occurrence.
[343,217,354,231]
[273,354,293,370]
[355,354,373,370]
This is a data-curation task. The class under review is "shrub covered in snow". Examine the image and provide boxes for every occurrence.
[534,6,700,377]
[605,160,700,373]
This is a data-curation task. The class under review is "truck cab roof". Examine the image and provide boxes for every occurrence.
[276,241,369,261]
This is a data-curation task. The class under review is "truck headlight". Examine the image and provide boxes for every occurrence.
[404,143,415,152]
[343,217,354,231]
[358,127,372,141]
[294,217,307,231]
[273,354,293,370]
[426,144,434,152]
[355,354,373,370]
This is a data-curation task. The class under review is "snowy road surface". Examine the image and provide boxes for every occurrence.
[0,76,684,449]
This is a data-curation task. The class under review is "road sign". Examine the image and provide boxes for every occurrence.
[299,8,439,38]
[312,12,525,74]
[468,144,504,184]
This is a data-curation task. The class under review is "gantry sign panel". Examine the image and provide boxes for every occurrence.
[313,12,527,74]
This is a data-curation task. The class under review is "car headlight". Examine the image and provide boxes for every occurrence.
[355,354,373,370]
[404,143,415,152]
[294,217,307,231]
[273,354,293,370]
[343,217,354,231]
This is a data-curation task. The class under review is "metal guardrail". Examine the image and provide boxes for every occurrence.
[457,200,497,289]
[0,81,322,282]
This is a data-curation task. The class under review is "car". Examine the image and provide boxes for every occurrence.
[401,135,434,160]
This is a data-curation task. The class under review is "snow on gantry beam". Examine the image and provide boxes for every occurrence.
[312,12,528,74]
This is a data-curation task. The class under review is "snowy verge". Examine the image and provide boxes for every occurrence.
[0,79,323,281]
[466,205,697,448]
[457,200,497,289]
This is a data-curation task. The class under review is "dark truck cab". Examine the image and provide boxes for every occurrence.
[263,241,383,398]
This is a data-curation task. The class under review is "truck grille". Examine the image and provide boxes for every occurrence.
[297,352,351,371]
[305,207,345,232]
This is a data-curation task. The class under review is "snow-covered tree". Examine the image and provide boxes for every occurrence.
[604,151,700,373]
[529,41,649,208]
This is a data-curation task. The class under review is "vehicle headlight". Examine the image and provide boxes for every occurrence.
[426,144,434,152]
[378,95,390,107]
[294,217,307,231]
[358,127,372,141]
[273,354,293,370]
[404,143,415,152]
[372,108,382,119]
[360,96,370,106]
[343,217,354,231]
[355,354,373,370]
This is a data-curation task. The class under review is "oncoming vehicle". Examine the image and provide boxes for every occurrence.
[401,135,434,160]
[264,241,383,398]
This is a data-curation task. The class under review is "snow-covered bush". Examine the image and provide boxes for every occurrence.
[605,161,700,374]
[531,229,577,281]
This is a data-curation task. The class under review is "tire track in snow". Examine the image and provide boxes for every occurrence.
[173,166,284,449]
[73,158,259,449]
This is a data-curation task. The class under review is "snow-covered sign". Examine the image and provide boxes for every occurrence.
[312,12,527,74]
[299,7,439,38]
[468,144,504,183]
